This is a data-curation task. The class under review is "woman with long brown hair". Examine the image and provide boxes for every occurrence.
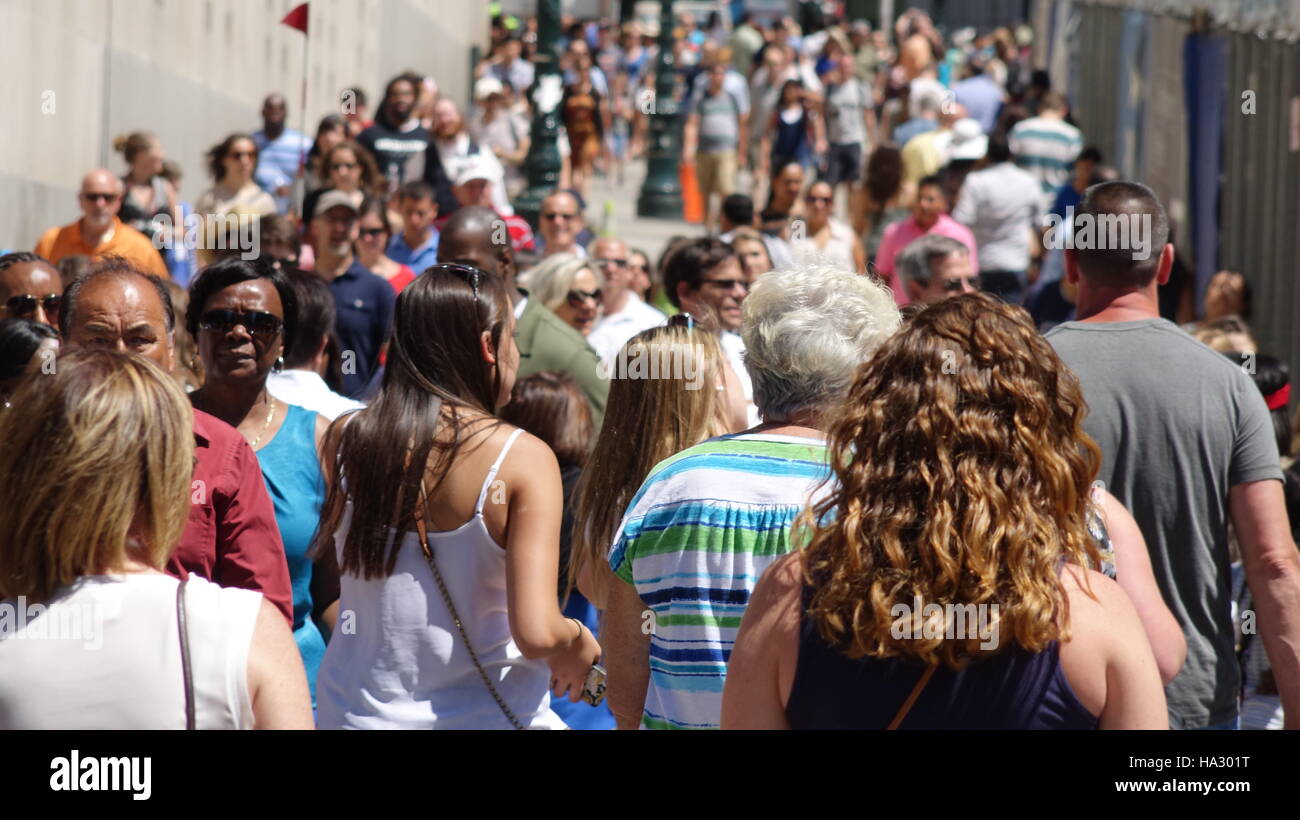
[723,293,1168,729]
[314,264,601,729]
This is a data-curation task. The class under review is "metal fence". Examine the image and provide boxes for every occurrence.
[1041,0,1300,399]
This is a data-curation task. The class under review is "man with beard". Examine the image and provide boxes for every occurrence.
[35,170,169,278]
[358,73,433,196]
[423,98,509,216]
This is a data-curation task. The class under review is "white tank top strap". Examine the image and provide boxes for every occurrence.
[474,427,526,515]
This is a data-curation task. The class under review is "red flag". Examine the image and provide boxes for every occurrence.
[281,2,308,33]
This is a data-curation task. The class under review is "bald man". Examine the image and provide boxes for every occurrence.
[34,170,169,278]
[437,206,608,428]
[253,92,311,214]
[537,191,587,258]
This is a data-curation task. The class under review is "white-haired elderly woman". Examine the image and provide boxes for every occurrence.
[522,253,605,336]
[600,264,902,730]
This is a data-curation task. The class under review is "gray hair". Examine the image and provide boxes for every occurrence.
[741,265,901,420]
[896,234,969,287]
[521,253,604,311]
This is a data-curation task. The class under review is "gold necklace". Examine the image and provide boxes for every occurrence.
[248,396,276,450]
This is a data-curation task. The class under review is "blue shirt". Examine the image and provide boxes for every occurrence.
[328,259,396,398]
[952,74,1004,135]
[386,230,440,276]
[256,403,326,704]
[253,128,311,213]
[892,116,937,147]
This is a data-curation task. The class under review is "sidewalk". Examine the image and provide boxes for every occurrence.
[581,158,704,261]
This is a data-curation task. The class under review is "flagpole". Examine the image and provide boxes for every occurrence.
[296,14,310,220]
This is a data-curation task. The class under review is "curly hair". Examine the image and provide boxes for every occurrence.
[798,293,1103,669]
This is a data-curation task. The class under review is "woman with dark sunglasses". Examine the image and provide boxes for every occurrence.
[790,180,867,274]
[314,264,602,729]
[520,253,605,337]
[186,257,332,709]
[195,134,277,220]
[353,197,416,293]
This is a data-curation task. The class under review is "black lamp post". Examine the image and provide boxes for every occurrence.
[513,0,562,228]
[636,0,683,219]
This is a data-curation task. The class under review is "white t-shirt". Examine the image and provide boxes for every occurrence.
[0,573,261,729]
[720,330,761,427]
[587,292,667,366]
[268,369,364,421]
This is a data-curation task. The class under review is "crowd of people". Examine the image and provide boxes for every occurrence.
[0,5,1298,732]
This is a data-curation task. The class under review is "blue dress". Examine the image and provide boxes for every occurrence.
[257,402,327,704]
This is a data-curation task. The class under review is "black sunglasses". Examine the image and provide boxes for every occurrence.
[566,288,601,308]
[358,227,387,238]
[700,278,749,292]
[6,293,61,317]
[199,309,284,338]
[943,276,981,293]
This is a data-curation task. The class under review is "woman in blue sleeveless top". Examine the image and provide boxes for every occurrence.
[722,293,1169,730]
[187,258,329,706]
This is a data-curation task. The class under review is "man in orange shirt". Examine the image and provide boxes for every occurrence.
[34,170,170,279]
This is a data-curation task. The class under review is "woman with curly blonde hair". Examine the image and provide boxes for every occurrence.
[723,293,1169,729]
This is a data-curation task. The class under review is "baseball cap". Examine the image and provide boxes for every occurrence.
[454,155,494,188]
[947,118,989,161]
[475,76,505,100]
[315,189,364,216]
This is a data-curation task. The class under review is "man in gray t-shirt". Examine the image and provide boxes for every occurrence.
[822,55,875,197]
[1046,181,1300,729]
[684,52,749,233]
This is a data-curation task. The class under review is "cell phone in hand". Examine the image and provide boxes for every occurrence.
[581,664,607,706]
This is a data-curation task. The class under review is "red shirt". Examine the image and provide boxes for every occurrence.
[165,409,294,623]
[386,264,417,293]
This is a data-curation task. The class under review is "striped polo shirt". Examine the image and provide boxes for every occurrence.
[609,433,831,729]
[1008,116,1083,210]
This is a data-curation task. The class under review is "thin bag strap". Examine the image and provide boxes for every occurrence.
[176,577,196,731]
[473,427,525,515]
[415,480,525,730]
[887,664,937,730]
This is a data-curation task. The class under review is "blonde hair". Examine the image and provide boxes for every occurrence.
[569,324,730,603]
[522,253,604,312]
[0,349,194,603]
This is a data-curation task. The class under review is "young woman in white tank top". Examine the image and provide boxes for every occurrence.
[314,263,602,729]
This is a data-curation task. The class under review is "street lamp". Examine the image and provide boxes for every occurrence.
[636,0,683,219]
[513,0,563,229]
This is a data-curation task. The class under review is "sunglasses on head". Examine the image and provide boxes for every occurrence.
[428,263,489,303]
[6,293,61,318]
[566,288,601,308]
[199,309,284,337]
[666,312,697,330]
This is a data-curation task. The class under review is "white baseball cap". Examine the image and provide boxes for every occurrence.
[454,155,494,188]
[947,118,988,161]
[474,76,505,100]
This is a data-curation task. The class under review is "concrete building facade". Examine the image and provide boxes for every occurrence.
[0,0,485,250]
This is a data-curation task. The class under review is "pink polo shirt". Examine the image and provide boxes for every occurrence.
[875,214,979,306]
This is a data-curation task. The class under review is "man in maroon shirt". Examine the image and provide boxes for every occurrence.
[59,256,294,623]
